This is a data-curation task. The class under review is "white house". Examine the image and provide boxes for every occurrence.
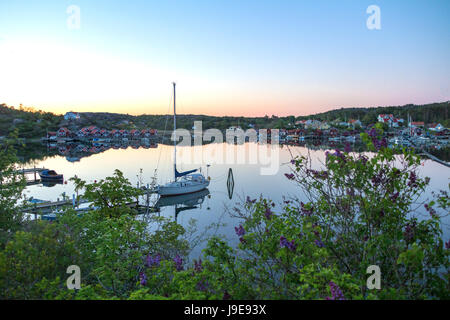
[429,123,445,132]
[378,114,402,127]
[64,112,80,120]
[348,119,362,128]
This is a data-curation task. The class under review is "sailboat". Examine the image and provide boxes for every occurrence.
[157,83,210,197]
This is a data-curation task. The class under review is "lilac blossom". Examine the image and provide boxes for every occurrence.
[315,239,325,248]
[325,281,345,300]
[235,225,246,237]
[284,173,295,180]
[139,272,147,286]
[279,236,297,251]
[145,253,161,268]
[173,255,184,271]
[246,196,256,204]
[344,142,352,153]
[264,207,273,220]
[194,259,203,273]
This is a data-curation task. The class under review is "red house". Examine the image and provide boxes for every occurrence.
[57,127,71,137]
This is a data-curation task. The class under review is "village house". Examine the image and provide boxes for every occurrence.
[409,121,425,128]
[57,127,71,137]
[111,129,121,138]
[119,129,129,138]
[100,129,110,137]
[428,123,445,132]
[378,114,404,128]
[130,129,141,138]
[47,131,57,140]
[348,119,362,128]
[295,120,307,127]
[304,120,322,130]
[77,127,90,138]
[64,112,80,121]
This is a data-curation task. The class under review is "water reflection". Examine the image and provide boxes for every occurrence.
[13,140,450,258]
[155,189,210,221]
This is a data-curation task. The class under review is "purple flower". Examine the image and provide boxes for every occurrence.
[314,239,325,248]
[344,142,352,153]
[196,279,209,292]
[235,225,246,237]
[194,259,203,273]
[403,221,417,243]
[139,271,147,286]
[173,255,183,271]
[223,291,231,300]
[445,240,450,249]
[367,128,377,138]
[424,203,437,218]
[358,155,368,165]
[280,236,297,251]
[408,171,417,187]
[284,173,295,180]
[290,159,296,165]
[146,253,161,268]
[390,192,399,202]
[280,236,288,247]
[264,207,273,220]
[300,202,314,216]
[326,281,345,300]
[246,196,256,204]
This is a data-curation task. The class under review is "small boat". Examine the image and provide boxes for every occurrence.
[39,169,64,181]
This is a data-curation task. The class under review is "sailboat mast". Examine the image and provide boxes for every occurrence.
[173,82,177,181]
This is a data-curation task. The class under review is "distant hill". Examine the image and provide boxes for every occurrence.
[301,102,450,127]
[1,101,449,138]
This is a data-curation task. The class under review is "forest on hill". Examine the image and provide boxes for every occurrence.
[1,101,449,138]
[305,102,449,126]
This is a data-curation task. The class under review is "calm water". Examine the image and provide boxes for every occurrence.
[20,142,450,259]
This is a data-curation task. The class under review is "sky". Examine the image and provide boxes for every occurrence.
[0,0,449,116]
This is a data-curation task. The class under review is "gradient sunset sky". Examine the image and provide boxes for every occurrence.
[0,0,449,116]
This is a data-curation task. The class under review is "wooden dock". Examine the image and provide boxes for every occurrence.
[15,167,47,185]
[418,151,450,167]
[23,198,90,213]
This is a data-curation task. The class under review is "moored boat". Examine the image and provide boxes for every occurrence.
[39,169,64,181]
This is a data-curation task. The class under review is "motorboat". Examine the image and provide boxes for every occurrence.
[39,169,63,181]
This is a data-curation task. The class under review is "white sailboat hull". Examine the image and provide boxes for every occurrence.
[158,180,209,197]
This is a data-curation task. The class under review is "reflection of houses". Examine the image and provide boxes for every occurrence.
[70,126,157,140]
[119,129,129,138]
